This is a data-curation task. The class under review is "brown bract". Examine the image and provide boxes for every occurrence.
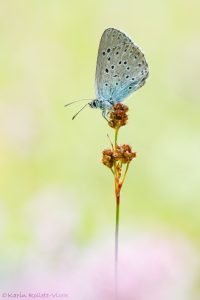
[108,103,129,129]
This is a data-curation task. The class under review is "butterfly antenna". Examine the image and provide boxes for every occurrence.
[72,103,89,120]
[64,99,91,107]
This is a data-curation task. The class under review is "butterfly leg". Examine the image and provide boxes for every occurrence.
[101,101,113,121]
[102,110,109,121]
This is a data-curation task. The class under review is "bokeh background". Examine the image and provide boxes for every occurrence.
[0,0,200,299]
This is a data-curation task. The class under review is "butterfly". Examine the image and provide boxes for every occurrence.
[65,28,149,119]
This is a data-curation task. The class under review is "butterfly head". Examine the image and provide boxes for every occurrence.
[89,99,99,109]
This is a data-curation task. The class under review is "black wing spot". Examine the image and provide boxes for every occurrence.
[116,51,119,55]
[102,51,106,56]
[126,75,129,79]
[127,67,130,70]
[111,65,114,69]
[108,57,111,61]
[129,86,132,90]
[132,77,135,81]
[113,74,118,77]
[116,82,119,85]
[107,48,111,53]
[119,61,122,64]
[105,83,108,86]
[124,61,127,65]
[138,63,141,67]
[105,68,109,73]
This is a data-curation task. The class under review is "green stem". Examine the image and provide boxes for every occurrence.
[115,198,120,299]
[114,127,119,148]
[114,126,120,299]
[121,162,130,186]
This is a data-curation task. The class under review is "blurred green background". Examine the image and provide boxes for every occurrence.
[0,0,200,292]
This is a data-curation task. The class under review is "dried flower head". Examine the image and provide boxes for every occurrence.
[114,144,136,164]
[102,149,114,168]
[102,145,136,168]
[108,103,129,129]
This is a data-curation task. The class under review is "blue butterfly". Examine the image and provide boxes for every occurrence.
[66,28,149,120]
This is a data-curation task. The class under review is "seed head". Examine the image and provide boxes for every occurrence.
[102,149,114,168]
[102,145,136,168]
[114,144,136,164]
[108,103,129,129]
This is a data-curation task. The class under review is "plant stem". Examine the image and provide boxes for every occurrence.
[115,198,120,299]
[114,127,119,148]
[114,126,120,299]
[121,162,130,186]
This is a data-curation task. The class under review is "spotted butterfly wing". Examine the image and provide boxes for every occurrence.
[95,28,149,104]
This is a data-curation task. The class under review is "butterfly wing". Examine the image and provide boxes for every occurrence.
[95,28,149,103]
